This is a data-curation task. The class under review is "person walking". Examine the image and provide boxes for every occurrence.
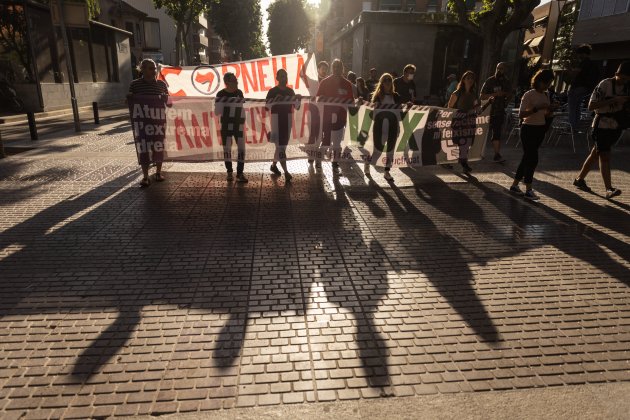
[481,62,512,163]
[567,44,599,132]
[266,69,299,181]
[447,71,480,173]
[364,73,401,181]
[128,58,168,187]
[573,62,630,199]
[509,69,556,201]
[216,72,248,183]
[356,77,370,101]
[394,64,417,105]
[315,59,354,170]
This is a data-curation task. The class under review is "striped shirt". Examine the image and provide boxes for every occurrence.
[128,78,168,95]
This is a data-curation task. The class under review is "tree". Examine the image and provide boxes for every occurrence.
[267,0,313,55]
[553,0,580,71]
[0,3,33,81]
[153,0,208,65]
[207,0,266,60]
[449,0,540,80]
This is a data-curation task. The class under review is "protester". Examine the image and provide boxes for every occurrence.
[573,61,630,199]
[509,69,556,201]
[300,53,329,96]
[266,69,298,181]
[128,58,168,187]
[445,74,457,104]
[447,71,480,174]
[365,73,401,181]
[481,62,512,163]
[315,59,354,170]
[394,64,417,105]
[366,68,378,94]
[347,71,358,98]
[356,77,370,101]
[567,44,599,132]
[215,72,248,183]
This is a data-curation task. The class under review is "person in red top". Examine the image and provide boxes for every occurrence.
[315,59,354,170]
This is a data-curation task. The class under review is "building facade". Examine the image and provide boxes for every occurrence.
[572,0,630,77]
[0,0,132,113]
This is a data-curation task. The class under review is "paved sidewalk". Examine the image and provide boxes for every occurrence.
[1,119,629,419]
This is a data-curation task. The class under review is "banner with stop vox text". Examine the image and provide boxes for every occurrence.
[158,53,319,98]
[128,95,490,168]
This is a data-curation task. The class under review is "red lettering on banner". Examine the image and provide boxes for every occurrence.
[257,59,271,91]
[159,66,182,81]
[174,117,195,150]
[240,63,259,93]
[271,57,279,85]
[169,89,187,97]
[222,64,241,80]
[191,113,212,148]
[254,107,270,144]
[295,54,305,89]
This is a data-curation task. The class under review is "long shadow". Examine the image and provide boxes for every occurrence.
[344,164,500,344]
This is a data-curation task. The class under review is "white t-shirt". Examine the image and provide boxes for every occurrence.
[519,89,550,126]
[589,78,629,130]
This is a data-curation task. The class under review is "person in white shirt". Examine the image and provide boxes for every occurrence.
[573,62,630,199]
[509,69,556,201]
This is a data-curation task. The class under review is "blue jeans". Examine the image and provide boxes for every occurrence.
[568,86,589,130]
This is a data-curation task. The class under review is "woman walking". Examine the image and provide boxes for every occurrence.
[364,73,401,181]
[509,69,556,201]
[447,71,480,173]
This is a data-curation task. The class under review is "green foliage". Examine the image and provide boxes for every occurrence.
[207,0,266,60]
[554,0,580,70]
[267,0,313,55]
[0,3,32,80]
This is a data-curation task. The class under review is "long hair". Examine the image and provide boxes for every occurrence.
[371,73,396,103]
[455,71,477,94]
[531,69,554,90]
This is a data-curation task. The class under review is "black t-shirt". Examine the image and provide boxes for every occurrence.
[216,88,244,99]
[481,75,511,116]
[573,58,599,91]
[394,77,416,103]
[266,86,295,100]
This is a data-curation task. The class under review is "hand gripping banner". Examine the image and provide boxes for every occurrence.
[128,95,491,168]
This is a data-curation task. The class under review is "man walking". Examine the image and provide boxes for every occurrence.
[481,62,512,163]
[573,62,630,199]
[394,64,417,105]
[567,44,599,132]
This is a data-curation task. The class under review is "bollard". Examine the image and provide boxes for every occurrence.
[92,101,100,124]
[0,131,5,158]
[27,112,38,140]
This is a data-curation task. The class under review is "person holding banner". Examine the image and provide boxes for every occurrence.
[510,69,556,201]
[266,69,299,181]
[316,59,354,170]
[394,64,417,105]
[447,71,481,174]
[300,53,329,97]
[215,72,248,183]
[128,58,168,187]
[481,62,512,163]
[364,73,401,181]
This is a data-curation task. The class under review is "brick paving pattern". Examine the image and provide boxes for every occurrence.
[1,121,630,418]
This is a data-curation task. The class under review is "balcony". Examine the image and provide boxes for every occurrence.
[193,34,209,47]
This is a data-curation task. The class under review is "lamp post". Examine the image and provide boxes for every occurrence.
[58,0,81,132]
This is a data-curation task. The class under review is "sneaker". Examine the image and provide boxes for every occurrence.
[226,171,233,181]
[236,173,248,183]
[285,173,293,182]
[509,185,525,196]
[384,170,394,181]
[605,188,621,199]
[573,178,591,192]
[364,162,371,174]
[493,153,506,163]
[270,164,281,175]
[524,189,540,201]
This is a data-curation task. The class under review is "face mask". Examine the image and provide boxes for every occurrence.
[407,74,414,81]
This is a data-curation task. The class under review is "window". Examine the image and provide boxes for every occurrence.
[362,1,372,11]
[427,0,439,12]
[580,0,629,19]
[379,0,402,11]
[135,23,142,46]
[67,27,92,82]
[90,25,118,82]
[28,6,61,83]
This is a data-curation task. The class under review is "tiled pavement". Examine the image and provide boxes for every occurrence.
[1,120,629,419]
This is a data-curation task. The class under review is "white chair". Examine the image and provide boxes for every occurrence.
[548,118,576,152]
